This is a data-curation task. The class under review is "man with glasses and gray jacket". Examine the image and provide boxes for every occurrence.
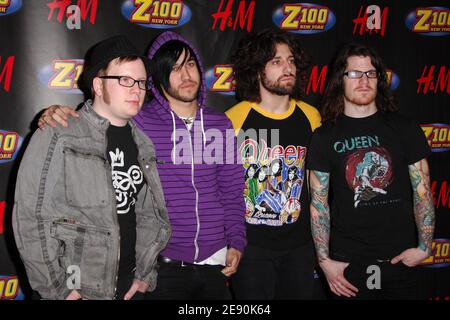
[12,35,171,300]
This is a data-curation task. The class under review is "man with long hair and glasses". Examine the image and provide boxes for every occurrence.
[226,29,321,299]
[307,43,434,299]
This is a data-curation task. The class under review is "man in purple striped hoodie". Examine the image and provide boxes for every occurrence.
[38,31,246,300]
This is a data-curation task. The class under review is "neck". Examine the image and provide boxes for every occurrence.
[92,99,127,126]
[258,87,291,114]
[166,97,198,118]
[343,100,377,118]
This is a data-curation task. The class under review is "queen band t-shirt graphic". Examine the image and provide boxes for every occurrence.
[228,100,318,249]
[241,138,307,226]
[344,146,394,208]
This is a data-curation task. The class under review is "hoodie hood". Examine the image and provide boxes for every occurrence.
[133,32,247,262]
[147,31,207,112]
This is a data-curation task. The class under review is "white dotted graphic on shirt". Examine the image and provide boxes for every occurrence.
[109,148,143,214]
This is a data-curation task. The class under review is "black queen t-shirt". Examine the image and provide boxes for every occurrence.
[307,112,431,260]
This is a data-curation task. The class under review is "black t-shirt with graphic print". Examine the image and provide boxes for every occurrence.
[307,112,431,260]
[106,124,144,286]
[236,106,315,250]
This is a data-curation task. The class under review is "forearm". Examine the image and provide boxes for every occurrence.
[219,162,247,252]
[310,170,331,262]
[409,160,435,254]
[224,203,247,253]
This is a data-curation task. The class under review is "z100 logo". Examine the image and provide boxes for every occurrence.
[37,59,84,94]
[406,7,450,36]
[420,124,450,152]
[121,0,191,28]
[273,3,336,34]
[353,5,388,37]
[0,0,22,15]
[0,276,24,300]
[0,130,23,163]
[205,65,235,96]
[421,239,450,268]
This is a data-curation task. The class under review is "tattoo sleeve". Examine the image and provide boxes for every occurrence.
[310,170,331,262]
[408,159,435,254]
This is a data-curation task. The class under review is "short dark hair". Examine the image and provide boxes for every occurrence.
[245,163,259,180]
[320,42,397,123]
[151,40,199,99]
[232,29,310,102]
[270,158,283,176]
[287,166,299,181]
[255,165,268,182]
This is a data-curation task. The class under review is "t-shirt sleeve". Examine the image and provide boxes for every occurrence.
[402,118,432,165]
[307,127,331,172]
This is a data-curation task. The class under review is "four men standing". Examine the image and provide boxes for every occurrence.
[14,31,434,300]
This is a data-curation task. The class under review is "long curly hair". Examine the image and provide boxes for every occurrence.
[320,43,397,123]
[232,29,310,102]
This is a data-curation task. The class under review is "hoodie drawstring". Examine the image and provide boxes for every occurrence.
[170,111,177,164]
[200,108,206,149]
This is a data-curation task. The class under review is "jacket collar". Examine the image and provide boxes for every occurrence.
[80,99,137,132]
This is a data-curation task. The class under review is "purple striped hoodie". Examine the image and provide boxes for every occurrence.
[133,31,246,263]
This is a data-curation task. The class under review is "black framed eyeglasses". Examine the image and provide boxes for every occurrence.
[343,70,378,79]
[98,75,148,90]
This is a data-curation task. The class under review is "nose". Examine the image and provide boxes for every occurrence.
[180,65,192,80]
[359,74,369,83]
[129,80,141,93]
[283,60,293,73]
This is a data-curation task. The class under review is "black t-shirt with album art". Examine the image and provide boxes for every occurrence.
[226,101,321,251]
[106,124,144,284]
[307,112,431,260]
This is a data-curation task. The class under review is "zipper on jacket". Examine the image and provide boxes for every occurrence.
[186,125,200,261]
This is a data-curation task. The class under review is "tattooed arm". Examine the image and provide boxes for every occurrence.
[310,170,331,262]
[410,159,435,253]
[310,170,358,297]
[391,158,435,267]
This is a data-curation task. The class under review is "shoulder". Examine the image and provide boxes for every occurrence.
[134,125,156,150]
[49,115,84,137]
[381,112,421,131]
[295,100,322,131]
[202,107,233,130]
[225,101,253,132]
[311,120,335,138]
[225,101,252,117]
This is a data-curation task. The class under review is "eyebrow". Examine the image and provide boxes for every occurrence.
[272,55,294,60]
[173,56,196,69]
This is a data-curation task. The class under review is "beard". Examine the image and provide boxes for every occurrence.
[261,72,296,96]
[167,81,199,103]
[344,88,377,106]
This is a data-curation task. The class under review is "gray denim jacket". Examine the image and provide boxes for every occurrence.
[12,101,171,300]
